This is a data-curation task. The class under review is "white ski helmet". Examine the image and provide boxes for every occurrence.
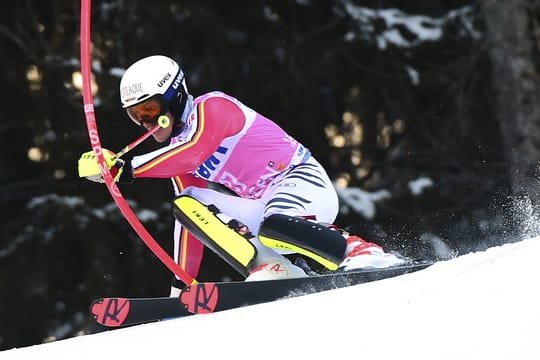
[120,55,189,126]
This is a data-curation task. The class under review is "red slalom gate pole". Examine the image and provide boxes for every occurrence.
[79,0,196,286]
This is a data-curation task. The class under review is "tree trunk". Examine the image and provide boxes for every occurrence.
[482,0,540,205]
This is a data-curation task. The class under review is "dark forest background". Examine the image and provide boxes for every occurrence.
[2,0,540,350]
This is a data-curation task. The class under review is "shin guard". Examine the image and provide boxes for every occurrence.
[258,214,346,270]
[173,195,257,277]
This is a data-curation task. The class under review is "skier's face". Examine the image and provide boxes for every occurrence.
[126,96,167,126]
[126,95,173,142]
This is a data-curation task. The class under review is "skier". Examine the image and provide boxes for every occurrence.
[78,55,404,295]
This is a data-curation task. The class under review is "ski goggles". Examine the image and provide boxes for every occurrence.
[126,95,168,126]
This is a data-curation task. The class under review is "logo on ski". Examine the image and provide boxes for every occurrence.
[180,283,219,314]
[91,298,131,326]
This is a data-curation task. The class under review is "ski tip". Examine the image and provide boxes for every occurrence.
[180,282,220,314]
[90,297,131,327]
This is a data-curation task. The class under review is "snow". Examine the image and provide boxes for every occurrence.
[408,176,434,195]
[2,237,539,360]
[336,177,434,219]
[337,186,392,219]
[340,3,478,50]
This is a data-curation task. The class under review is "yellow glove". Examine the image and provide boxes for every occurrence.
[78,149,125,183]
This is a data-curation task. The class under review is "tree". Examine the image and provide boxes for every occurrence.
[482,0,540,207]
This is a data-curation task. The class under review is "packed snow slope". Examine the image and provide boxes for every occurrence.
[2,237,539,360]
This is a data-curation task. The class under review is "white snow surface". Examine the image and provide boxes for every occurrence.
[3,237,539,360]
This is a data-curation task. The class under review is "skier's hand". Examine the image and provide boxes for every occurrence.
[78,149,125,183]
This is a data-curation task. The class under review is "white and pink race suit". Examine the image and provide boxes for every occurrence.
[129,91,338,278]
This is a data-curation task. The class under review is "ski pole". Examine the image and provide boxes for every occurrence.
[116,115,170,158]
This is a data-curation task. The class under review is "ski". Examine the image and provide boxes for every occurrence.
[90,260,433,329]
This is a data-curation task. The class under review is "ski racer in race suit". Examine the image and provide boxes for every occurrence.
[78,55,404,295]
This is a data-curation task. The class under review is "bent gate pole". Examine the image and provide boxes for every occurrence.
[79,0,196,286]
